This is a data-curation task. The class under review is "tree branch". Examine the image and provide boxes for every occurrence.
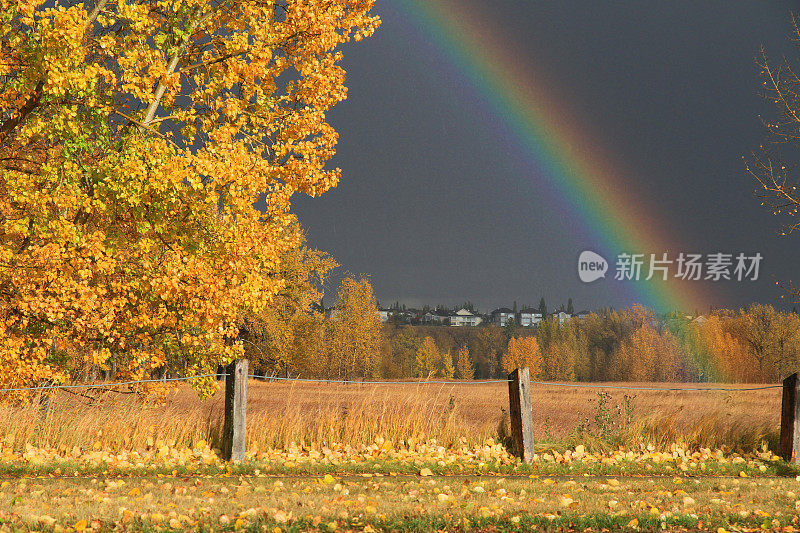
[0,80,43,144]
[85,0,109,32]
[140,9,215,132]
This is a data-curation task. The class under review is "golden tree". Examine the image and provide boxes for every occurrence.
[542,343,576,381]
[455,344,474,380]
[414,336,439,378]
[242,223,337,376]
[501,336,542,376]
[328,275,382,380]
[698,316,753,383]
[384,326,421,378]
[0,0,378,392]
[537,318,580,381]
[612,325,681,382]
[441,349,455,379]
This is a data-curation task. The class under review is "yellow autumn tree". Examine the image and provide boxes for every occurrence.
[537,318,580,381]
[327,275,382,380]
[441,350,455,379]
[414,337,440,378]
[242,223,337,376]
[0,0,378,394]
[613,325,681,382]
[455,344,474,380]
[502,336,542,376]
[699,316,755,383]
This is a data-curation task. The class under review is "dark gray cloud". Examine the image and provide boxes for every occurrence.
[293,0,800,313]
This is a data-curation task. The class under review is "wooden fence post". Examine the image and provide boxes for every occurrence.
[222,358,248,462]
[508,367,534,463]
[780,372,800,462]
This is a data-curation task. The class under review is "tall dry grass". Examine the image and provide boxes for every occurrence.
[0,380,782,454]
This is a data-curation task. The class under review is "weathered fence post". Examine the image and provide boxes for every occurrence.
[508,367,534,463]
[222,358,248,462]
[780,372,800,462]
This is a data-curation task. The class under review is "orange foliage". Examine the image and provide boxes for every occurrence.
[613,325,681,382]
[502,336,542,376]
[455,345,474,379]
[0,0,379,394]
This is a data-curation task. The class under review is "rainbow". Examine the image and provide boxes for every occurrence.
[387,0,715,313]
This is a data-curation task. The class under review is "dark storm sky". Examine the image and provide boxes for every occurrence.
[293,1,800,314]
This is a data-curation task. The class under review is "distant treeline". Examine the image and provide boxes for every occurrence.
[376,304,800,383]
[240,266,800,383]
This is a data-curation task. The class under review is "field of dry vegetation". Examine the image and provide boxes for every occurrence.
[1,380,797,532]
[0,380,782,454]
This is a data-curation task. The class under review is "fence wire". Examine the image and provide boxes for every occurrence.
[252,376,510,385]
[0,373,784,393]
[256,375,782,391]
[528,380,782,392]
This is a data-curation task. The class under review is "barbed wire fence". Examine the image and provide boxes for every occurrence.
[0,372,783,393]
[0,374,783,393]
[0,368,793,463]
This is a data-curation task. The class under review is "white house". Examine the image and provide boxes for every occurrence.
[378,309,392,322]
[450,308,482,327]
[552,311,570,324]
[518,308,543,327]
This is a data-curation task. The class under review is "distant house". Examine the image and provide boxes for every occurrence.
[450,308,482,327]
[422,311,449,325]
[518,308,542,327]
[378,309,392,322]
[574,310,590,319]
[692,315,708,325]
[491,308,516,327]
[404,309,421,324]
[552,311,570,324]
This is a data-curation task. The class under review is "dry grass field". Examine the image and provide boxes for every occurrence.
[0,379,782,454]
[0,380,796,532]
